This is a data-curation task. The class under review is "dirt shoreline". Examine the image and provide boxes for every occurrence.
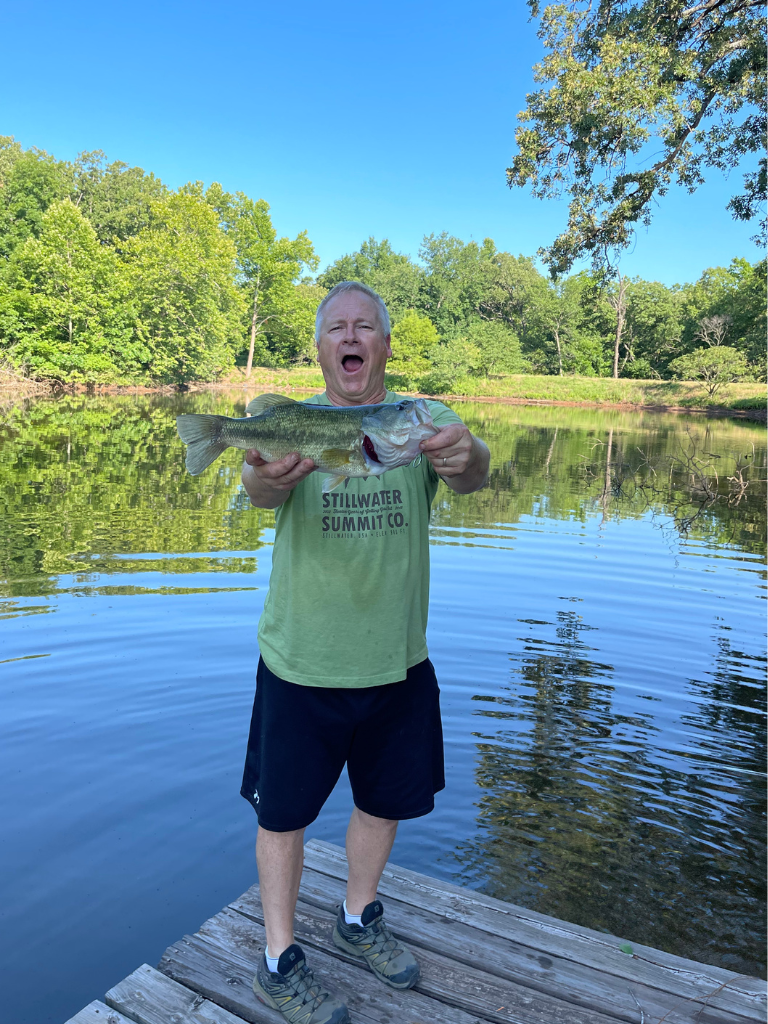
[3,380,765,421]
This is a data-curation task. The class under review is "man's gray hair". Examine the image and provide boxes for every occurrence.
[315,281,391,341]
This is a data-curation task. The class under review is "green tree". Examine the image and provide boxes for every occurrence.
[508,1,767,274]
[681,258,767,370]
[420,335,482,394]
[0,199,141,382]
[205,184,318,372]
[389,310,438,373]
[122,193,246,383]
[531,273,603,375]
[318,237,424,323]
[669,345,750,397]
[0,138,73,259]
[72,150,166,243]
[418,233,498,336]
[466,320,529,376]
[477,252,551,358]
[621,279,684,378]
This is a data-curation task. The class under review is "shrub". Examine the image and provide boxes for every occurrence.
[668,345,750,399]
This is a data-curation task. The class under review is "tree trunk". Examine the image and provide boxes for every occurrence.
[245,274,261,379]
[554,329,563,375]
[610,276,628,380]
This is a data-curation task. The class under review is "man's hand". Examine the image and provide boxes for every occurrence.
[242,450,315,508]
[420,424,490,494]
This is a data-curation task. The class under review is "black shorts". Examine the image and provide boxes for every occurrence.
[240,656,445,832]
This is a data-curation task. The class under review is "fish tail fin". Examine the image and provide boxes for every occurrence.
[176,414,229,475]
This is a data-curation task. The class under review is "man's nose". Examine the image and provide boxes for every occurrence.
[342,323,358,342]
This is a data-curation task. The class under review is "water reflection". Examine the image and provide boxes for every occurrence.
[0,393,274,601]
[455,601,765,977]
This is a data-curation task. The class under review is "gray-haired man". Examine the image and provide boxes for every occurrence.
[240,281,490,1023]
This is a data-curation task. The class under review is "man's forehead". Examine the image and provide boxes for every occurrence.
[321,292,379,322]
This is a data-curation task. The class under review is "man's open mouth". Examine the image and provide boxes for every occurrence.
[341,354,364,373]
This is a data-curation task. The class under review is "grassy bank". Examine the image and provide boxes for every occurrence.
[223,367,765,414]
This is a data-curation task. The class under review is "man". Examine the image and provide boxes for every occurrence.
[240,281,490,1024]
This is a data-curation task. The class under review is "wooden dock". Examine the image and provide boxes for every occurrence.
[66,838,766,1024]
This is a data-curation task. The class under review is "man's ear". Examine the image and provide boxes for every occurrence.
[385,333,392,359]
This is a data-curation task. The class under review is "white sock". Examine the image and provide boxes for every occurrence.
[265,947,280,973]
[343,899,364,927]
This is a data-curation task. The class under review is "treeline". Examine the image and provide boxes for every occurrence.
[0,137,764,387]
[321,238,765,393]
[0,138,321,384]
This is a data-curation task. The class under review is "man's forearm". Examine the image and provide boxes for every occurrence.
[241,462,290,509]
[445,435,490,494]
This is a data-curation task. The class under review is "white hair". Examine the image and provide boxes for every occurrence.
[315,281,391,341]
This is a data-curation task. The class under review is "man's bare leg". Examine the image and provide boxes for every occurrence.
[345,806,398,914]
[256,825,305,957]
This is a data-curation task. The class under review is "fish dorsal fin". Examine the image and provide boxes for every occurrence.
[245,393,297,417]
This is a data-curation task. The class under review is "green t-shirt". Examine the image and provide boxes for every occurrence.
[257,391,464,687]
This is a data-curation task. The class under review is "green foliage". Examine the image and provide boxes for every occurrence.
[0,138,74,258]
[508,1,767,273]
[681,258,767,369]
[122,193,246,383]
[205,184,319,369]
[669,345,750,398]
[0,136,762,391]
[465,320,528,376]
[419,336,482,394]
[621,279,684,377]
[72,150,166,243]
[0,200,141,382]
[318,237,423,322]
[389,310,438,373]
[0,139,322,383]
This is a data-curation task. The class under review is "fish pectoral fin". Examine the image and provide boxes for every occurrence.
[322,474,347,493]
[245,393,298,416]
[320,447,355,469]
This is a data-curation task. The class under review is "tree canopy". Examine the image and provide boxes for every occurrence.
[0,138,318,383]
[508,0,767,275]
[0,136,761,389]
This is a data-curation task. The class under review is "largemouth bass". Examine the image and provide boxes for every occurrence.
[176,393,438,491]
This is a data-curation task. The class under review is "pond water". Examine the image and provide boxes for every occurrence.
[1,391,765,1023]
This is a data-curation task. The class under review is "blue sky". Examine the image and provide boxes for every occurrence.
[2,0,761,285]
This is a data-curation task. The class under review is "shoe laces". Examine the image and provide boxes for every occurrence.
[286,960,331,1014]
[365,918,402,966]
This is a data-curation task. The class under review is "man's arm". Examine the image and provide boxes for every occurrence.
[419,424,490,494]
[241,450,316,509]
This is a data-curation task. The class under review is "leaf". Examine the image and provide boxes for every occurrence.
[619,943,634,955]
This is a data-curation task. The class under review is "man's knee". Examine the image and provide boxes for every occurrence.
[352,806,398,829]
[256,824,305,852]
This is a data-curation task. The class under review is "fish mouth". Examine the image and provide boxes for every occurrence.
[341,353,364,374]
[362,434,380,463]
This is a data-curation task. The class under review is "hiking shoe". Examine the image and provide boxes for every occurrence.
[332,900,419,990]
[252,943,349,1024]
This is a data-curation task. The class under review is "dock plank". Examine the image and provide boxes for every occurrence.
[106,964,250,1024]
[231,880,628,1024]
[233,877,752,1024]
[305,838,767,1023]
[64,1002,135,1024]
[160,907,484,1024]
